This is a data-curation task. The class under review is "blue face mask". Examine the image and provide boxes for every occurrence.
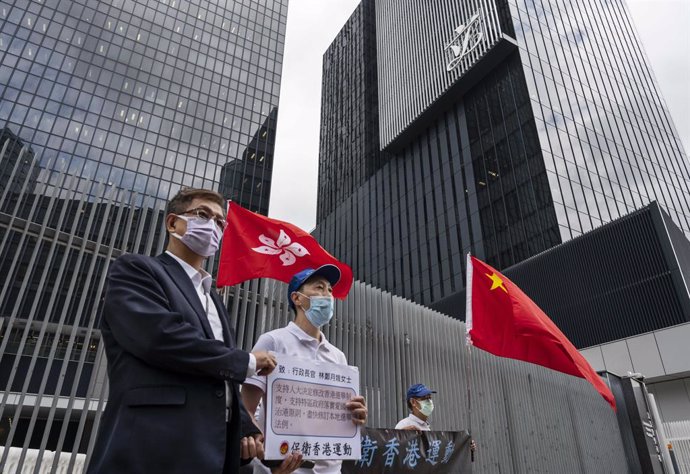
[297,292,334,327]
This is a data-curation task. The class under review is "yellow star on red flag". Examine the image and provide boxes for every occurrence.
[467,255,616,410]
[485,272,508,293]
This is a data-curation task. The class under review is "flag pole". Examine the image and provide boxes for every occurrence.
[465,253,474,462]
[465,338,474,462]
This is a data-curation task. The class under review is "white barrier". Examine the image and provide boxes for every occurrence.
[663,420,690,473]
[0,447,85,474]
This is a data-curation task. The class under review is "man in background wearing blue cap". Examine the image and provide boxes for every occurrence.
[395,384,477,456]
[395,384,437,431]
[241,264,368,473]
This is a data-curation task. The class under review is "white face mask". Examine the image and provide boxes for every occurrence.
[171,215,222,257]
[416,399,434,417]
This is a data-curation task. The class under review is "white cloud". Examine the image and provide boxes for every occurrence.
[627,0,690,153]
[269,0,360,230]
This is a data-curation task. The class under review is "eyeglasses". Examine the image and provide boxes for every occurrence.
[182,207,227,231]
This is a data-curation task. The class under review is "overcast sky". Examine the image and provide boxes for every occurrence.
[268,0,690,231]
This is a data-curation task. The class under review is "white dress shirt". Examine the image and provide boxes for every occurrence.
[166,251,256,374]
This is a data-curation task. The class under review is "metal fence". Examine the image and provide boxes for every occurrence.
[663,420,690,473]
[232,279,631,473]
[0,148,630,472]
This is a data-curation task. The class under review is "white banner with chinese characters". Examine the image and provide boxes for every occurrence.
[264,354,362,461]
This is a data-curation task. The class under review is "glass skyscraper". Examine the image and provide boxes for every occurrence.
[315,0,690,307]
[0,0,288,463]
[0,0,285,208]
[317,0,385,222]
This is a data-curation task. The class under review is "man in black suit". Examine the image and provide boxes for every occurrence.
[88,188,296,474]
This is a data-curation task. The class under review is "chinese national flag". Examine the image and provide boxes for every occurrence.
[466,255,615,410]
[217,201,353,298]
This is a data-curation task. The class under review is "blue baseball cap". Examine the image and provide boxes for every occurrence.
[406,383,436,400]
[287,264,341,310]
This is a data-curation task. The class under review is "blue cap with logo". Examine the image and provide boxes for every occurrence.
[406,383,437,400]
[287,264,341,310]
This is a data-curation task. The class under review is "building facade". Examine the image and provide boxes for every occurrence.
[0,0,288,461]
[219,106,277,216]
[315,4,690,464]
[314,0,690,307]
[0,0,285,209]
[316,0,385,222]
[434,201,690,347]
[0,127,40,194]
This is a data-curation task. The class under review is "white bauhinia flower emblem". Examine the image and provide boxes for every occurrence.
[251,229,310,266]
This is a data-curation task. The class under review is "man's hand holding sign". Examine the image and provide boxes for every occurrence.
[264,354,364,461]
[347,396,368,426]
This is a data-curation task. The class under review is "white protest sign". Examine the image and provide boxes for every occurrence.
[264,353,361,461]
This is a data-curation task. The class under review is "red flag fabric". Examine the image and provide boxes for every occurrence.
[466,255,615,410]
[217,201,353,298]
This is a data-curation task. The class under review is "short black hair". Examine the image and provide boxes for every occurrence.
[166,187,226,216]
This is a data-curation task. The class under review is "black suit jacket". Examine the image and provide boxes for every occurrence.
[88,253,258,474]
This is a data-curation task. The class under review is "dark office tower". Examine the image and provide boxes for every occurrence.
[219,106,277,215]
[314,0,690,307]
[317,0,386,222]
[0,127,39,194]
[0,0,288,461]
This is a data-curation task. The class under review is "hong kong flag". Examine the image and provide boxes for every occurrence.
[466,255,616,410]
[217,201,353,298]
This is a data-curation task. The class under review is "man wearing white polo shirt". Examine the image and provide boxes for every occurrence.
[241,265,368,473]
[395,383,477,456]
[395,384,436,431]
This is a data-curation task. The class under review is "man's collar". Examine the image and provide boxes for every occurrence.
[165,251,212,292]
[287,321,330,348]
[410,413,429,426]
